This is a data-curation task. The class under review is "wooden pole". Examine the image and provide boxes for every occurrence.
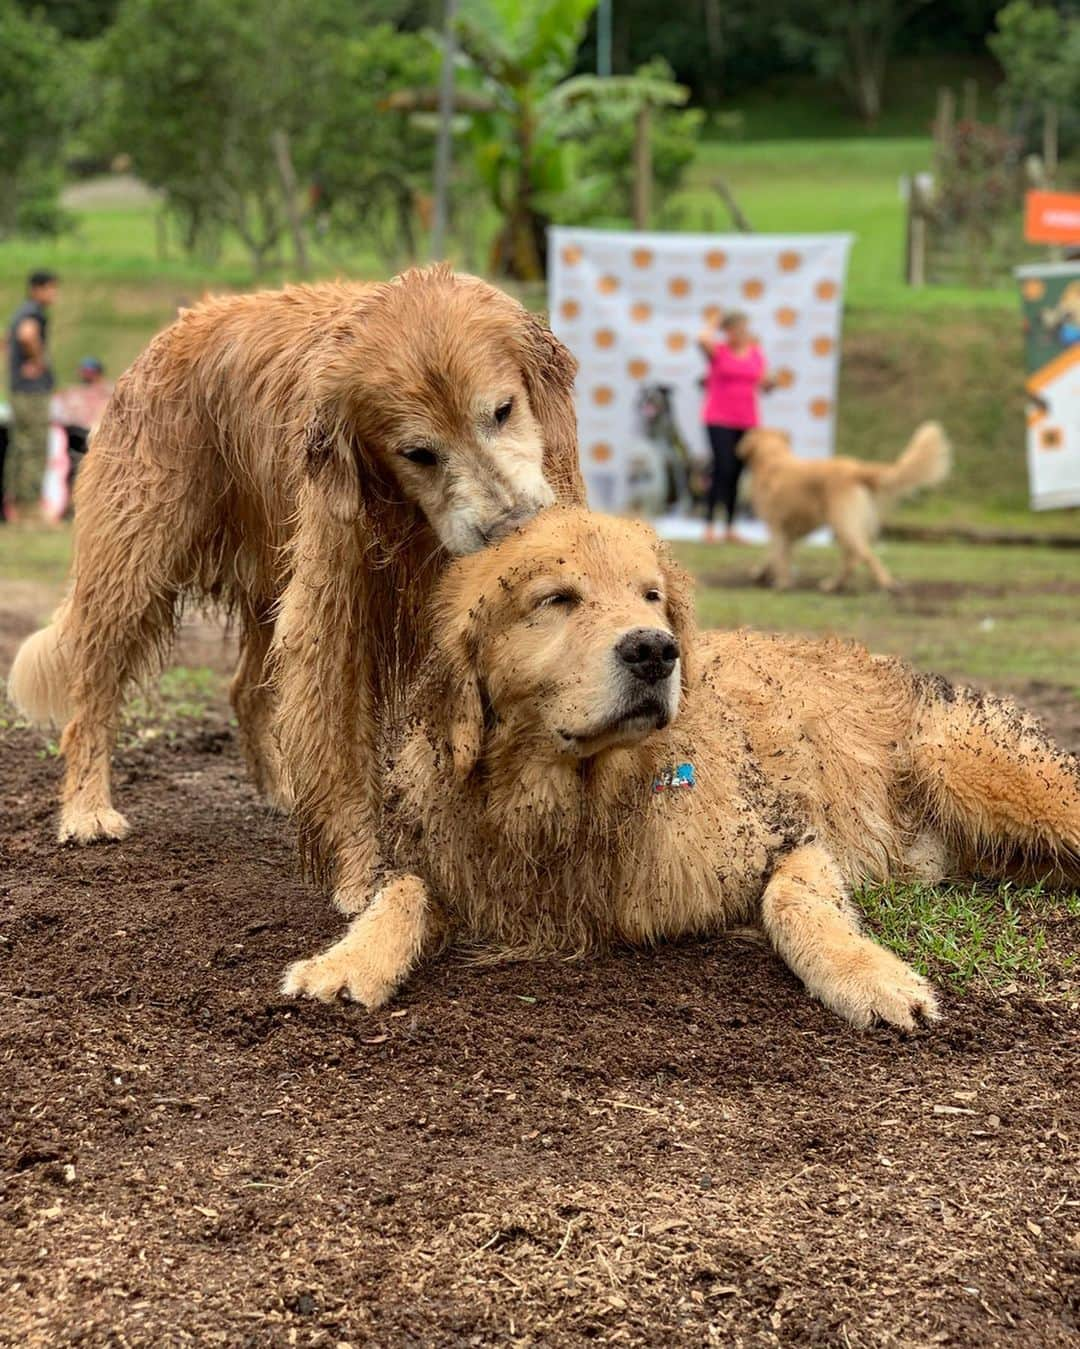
[596,0,613,76]
[962,78,978,123]
[933,87,954,150]
[271,128,308,275]
[633,102,652,231]
[1043,102,1059,185]
[431,0,457,261]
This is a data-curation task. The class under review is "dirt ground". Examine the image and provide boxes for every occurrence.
[1,606,1078,1348]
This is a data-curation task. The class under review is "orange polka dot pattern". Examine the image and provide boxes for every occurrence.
[549,229,851,512]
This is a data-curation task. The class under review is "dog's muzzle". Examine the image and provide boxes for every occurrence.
[476,501,547,547]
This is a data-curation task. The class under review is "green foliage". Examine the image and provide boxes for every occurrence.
[549,59,702,226]
[16,0,118,39]
[97,0,354,272]
[773,0,933,123]
[453,0,599,278]
[990,0,1079,103]
[0,0,71,238]
[302,25,438,268]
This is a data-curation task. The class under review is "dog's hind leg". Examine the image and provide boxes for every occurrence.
[230,606,290,812]
[761,844,938,1030]
[819,547,856,593]
[830,490,896,592]
[281,874,433,1007]
[910,680,1080,882]
[757,534,794,589]
[53,444,214,844]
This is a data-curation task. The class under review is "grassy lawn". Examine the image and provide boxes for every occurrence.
[684,138,1045,314]
[5,523,1076,694]
[862,879,1078,995]
[674,536,1080,691]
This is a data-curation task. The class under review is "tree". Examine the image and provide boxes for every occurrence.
[300,24,438,269]
[98,0,352,273]
[990,0,1079,104]
[0,0,70,238]
[547,59,700,227]
[773,0,933,124]
[451,0,600,280]
[16,0,119,39]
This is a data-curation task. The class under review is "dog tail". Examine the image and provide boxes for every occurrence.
[8,604,73,726]
[910,675,1080,882]
[866,422,951,505]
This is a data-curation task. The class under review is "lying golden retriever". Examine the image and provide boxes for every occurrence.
[9,267,583,915]
[284,507,1079,1029]
[739,421,950,591]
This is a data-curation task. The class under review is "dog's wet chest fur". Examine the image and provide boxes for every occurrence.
[385,712,803,953]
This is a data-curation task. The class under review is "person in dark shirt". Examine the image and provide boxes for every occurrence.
[6,269,59,520]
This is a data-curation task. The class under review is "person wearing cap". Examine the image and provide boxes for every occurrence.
[6,270,59,520]
[54,357,113,514]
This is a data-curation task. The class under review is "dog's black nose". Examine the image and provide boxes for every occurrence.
[615,628,679,684]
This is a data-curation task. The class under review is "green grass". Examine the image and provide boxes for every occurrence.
[680,137,1035,314]
[859,880,1079,993]
[674,537,1080,692]
[6,524,1077,694]
[126,665,223,725]
[0,523,73,587]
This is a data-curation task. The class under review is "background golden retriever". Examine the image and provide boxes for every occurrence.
[8,268,584,902]
[284,507,1079,1029]
[739,420,951,591]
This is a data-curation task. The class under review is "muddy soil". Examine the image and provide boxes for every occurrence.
[1,613,1078,1346]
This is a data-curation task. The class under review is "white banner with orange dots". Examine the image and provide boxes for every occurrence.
[549,227,853,514]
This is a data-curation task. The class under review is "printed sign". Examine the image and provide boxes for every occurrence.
[1024,191,1080,245]
[1016,263,1080,510]
[548,227,852,514]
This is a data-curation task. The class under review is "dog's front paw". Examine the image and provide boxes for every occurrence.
[280,948,394,1009]
[332,886,368,916]
[58,806,131,845]
[823,943,939,1032]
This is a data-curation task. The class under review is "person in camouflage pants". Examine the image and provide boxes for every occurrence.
[6,270,58,517]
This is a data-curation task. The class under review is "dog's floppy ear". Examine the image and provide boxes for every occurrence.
[430,586,487,778]
[302,406,364,523]
[659,544,698,692]
[516,310,586,504]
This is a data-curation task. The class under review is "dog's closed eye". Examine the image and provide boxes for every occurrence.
[401,447,440,467]
[534,588,580,612]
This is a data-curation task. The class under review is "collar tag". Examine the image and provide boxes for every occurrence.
[652,762,695,794]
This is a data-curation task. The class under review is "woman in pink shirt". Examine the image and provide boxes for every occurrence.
[699,311,773,542]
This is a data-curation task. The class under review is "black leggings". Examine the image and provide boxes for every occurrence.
[706,424,747,526]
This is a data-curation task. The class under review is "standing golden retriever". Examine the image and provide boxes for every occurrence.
[8,268,584,906]
[284,508,1079,1029]
[739,421,950,591]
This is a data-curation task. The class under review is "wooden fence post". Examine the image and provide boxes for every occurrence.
[633,103,652,231]
[1043,102,1059,186]
[271,128,309,275]
[934,87,955,152]
[905,177,927,288]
